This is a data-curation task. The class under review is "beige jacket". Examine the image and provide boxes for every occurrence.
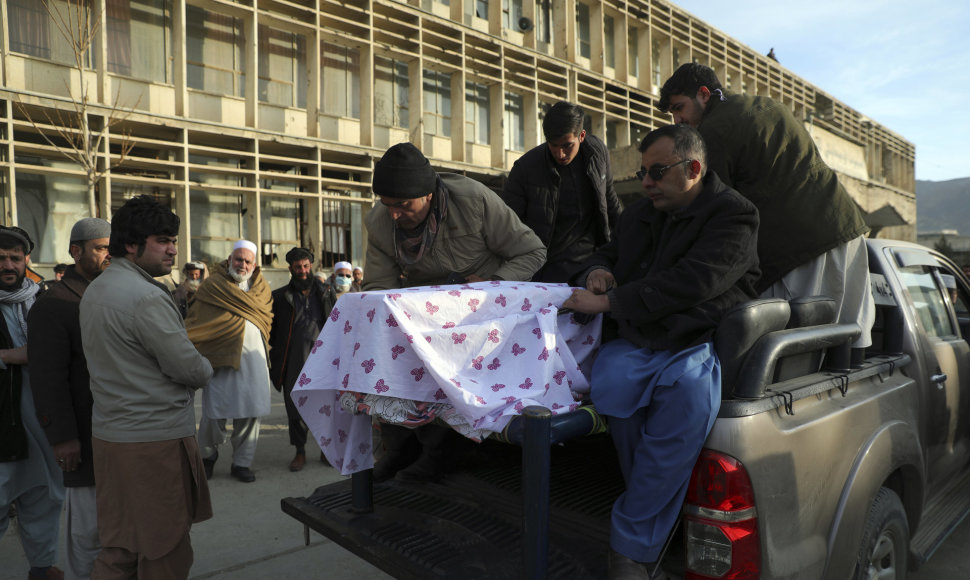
[363,173,547,290]
[80,257,214,443]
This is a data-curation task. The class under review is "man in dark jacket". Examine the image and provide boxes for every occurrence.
[501,101,620,283]
[28,218,111,579]
[269,247,336,472]
[658,63,874,350]
[0,226,65,580]
[564,125,760,580]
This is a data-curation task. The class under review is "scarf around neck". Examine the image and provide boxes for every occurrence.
[0,277,40,339]
[185,260,274,369]
[394,177,449,267]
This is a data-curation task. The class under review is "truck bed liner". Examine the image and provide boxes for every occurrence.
[281,435,625,579]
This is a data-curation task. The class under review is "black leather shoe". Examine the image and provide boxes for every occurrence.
[607,550,668,580]
[230,464,256,483]
[203,452,217,480]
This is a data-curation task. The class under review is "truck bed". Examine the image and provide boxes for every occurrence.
[282,434,634,579]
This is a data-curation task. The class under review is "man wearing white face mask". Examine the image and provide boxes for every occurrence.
[322,261,359,298]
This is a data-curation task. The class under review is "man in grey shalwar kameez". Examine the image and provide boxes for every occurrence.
[185,240,273,483]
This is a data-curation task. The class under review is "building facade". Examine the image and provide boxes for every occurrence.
[0,0,916,283]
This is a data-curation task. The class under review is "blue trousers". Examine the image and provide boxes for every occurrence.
[591,339,721,563]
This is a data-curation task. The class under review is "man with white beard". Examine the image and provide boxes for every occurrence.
[185,241,273,483]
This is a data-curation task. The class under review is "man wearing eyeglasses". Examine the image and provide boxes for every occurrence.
[360,142,545,483]
[564,125,760,580]
[501,101,620,283]
[658,63,874,354]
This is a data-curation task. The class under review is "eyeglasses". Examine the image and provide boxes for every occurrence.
[636,159,693,182]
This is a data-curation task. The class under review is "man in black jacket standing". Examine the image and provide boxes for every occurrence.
[502,101,620,283]
[564,125,760,580]
[29,218,111,580]
[268,247,336,472]
[0,226,65,580]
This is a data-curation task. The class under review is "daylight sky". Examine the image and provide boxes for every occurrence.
[669,0,969,183]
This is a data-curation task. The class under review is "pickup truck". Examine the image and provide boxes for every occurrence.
[281,238,970,579]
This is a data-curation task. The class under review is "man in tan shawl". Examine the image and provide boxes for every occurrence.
[186,240,273,483]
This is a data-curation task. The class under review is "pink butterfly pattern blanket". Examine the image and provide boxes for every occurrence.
[293,280,602,475]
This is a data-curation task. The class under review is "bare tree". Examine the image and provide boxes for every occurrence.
[15,0,138,213]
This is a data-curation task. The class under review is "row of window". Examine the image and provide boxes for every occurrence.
[8,0,539,149]
[14,159,362,270]
[8,0,812,157]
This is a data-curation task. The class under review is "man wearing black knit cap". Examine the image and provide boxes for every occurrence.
[362,142,546,483]
[269,247,336,471]
[364,142,546,289]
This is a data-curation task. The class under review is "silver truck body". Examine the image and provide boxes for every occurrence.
[696,239,970,579]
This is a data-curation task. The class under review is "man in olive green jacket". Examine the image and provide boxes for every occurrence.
[363,143,546,291]
[361,142,545,483]
[658,63,874,349]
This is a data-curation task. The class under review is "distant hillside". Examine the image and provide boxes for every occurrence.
[917,177,970,234]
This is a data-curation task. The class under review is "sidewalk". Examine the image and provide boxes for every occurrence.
[0,393,392,580]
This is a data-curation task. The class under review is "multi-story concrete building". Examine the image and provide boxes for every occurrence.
[0,0,916,283]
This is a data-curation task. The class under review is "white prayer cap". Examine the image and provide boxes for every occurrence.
[233,239,258,256]
[334,261,353,272]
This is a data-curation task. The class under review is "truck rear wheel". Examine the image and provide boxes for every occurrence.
[854,487,909,580]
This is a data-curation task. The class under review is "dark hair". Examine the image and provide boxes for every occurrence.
[542,101,585,141]
[53,263,68,274]
[658,63,723,113]
[638,125,708,178]
[108,195,180,258]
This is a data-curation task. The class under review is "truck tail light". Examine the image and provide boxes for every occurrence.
[683,449,760,580]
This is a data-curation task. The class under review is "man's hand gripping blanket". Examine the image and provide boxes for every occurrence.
[292,280,602,475]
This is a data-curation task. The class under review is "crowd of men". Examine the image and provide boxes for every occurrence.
[0,62,875,579]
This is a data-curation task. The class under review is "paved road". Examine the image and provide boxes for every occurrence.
[1,391,391,580]
[4,389,970,578]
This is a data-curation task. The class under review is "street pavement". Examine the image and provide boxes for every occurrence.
[1,391,392,580]
[4,388,970,578]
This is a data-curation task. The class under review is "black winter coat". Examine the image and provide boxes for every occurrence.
[0,312,26,462]
[268,279,336,392]
[502,134,620,267]
[585,171,761,352]
[27,266,95,485]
